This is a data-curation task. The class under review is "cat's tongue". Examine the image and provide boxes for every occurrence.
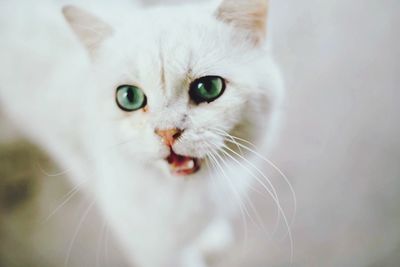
[166,149,200,176]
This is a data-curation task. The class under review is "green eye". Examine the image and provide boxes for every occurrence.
[189,76,226,104]
[116,85,147,112]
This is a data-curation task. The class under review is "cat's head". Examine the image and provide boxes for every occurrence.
[63,0,283,177]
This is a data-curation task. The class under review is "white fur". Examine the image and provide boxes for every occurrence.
[0,1,283,266]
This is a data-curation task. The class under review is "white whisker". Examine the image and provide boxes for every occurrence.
[212,127,297,222]
[206,135,294,262]
[64,199,96,267]
[104,225,110,267]
[214,145,273,239]
[36,162,74,177]
[41,179,88,224]
[219,144,294,260]
[206,148,249,251]
[96,219,108,267]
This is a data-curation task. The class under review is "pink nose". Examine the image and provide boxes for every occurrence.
[155,128,182,146]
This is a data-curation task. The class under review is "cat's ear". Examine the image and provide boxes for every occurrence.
[216,0,268,45]
[62,5,113,54]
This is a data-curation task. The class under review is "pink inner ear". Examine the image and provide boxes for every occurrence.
[63,5,113,53]
[216,0,268,44]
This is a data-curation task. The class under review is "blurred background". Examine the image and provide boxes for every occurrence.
[0,0,399,266]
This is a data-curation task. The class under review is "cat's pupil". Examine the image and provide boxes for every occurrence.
[126,89,134,103]
[200,80,211,93]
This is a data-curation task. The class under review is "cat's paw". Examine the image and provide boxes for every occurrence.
[181,248,208,267]
[196,219,234,260]
[180,219,234,267]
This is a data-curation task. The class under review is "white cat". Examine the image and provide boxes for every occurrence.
[0,1,286,266]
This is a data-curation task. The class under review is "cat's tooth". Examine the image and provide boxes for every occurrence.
[186,159,195,169]
[175,158,194,171]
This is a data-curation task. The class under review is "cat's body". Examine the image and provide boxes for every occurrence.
[2,1,400,266]
[0,1,284,266]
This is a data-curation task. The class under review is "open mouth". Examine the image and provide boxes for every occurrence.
[166,148,200,176]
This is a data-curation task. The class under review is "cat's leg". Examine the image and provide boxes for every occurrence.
[195,218,235,263]
[178,219,234,267]
[181,247,208,267]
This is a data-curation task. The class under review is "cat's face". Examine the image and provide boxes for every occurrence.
[64,0,283,177]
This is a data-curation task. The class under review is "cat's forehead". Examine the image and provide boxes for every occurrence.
[110,7,238,93]
[118,5,235,57]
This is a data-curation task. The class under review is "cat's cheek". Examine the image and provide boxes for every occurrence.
[102,116,155,160]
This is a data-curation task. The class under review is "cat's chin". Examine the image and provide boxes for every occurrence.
[165,148,201,177]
